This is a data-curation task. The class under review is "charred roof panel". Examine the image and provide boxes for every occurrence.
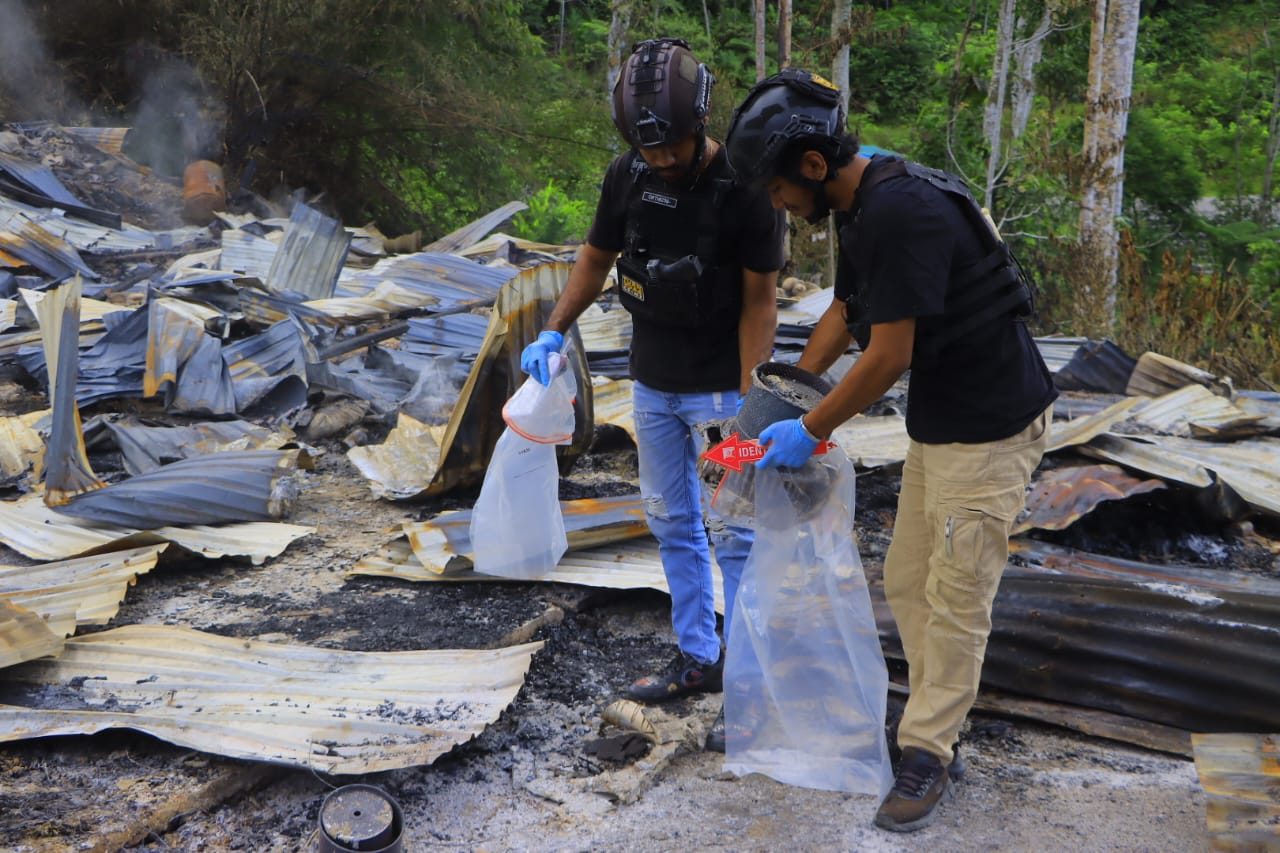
[0,209,98,280]
[335,251,517,311]
[0,601,63,669]
[401,312,490,358]
[423,201,528,255]
[264,203,350,299]
[0,625,543,773]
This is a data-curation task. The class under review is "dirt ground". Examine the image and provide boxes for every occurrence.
[0,432,1219,853]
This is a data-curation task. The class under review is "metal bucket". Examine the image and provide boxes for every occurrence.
[182,160,226,225]
[736,362,833,440]
[312,784,404,853]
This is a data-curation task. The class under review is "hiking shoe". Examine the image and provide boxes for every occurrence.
[874,747,953,833]
[629,649,723,702]
[889,739,966,782]
[705,705,726,753]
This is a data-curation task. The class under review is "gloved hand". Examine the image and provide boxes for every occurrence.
[756,417,819,469]
[736,395,746,414]
[520,330,564,386]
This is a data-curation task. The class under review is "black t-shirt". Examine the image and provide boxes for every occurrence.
[836,157,1058,443]
[586,146,785,392]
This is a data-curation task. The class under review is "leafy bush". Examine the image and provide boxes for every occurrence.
[513,180,595,244]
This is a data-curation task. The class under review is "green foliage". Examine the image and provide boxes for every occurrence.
[512,179,595,243]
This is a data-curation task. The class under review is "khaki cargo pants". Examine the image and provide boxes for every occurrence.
[884,406,1052,764]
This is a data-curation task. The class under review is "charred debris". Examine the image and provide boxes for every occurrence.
[0,122,1279,840]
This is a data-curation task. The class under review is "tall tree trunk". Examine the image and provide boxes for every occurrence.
[607,0,633,97]
[1079,0,1140,332]
[830,0,851,113]
[1011,2,1057,139]
[702,0,712,44]
[755,0,767,82]
[983,0,1017,210]
[778,0,792,69]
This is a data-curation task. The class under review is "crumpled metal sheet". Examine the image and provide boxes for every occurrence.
[0,544,167,640]
[349,261,593,500]
[1192,733,1280,851]
[1126,350,1233,398]
[53,449,300,529]
[221,317,312,415]
[591,377,636,440]
[0,493,313,563]
[264,202,350,299]
[335,251,516,309]
[0,409,47,484]
[401,494,649,574]
[1012,464,1166,534]
[88,415,295,476]
[145,296,236,415]
[423,201,528,255]
[1084,434,1280,516]
[0,625,544,774]
[1052,338,1137,393]
[0,601,62,669]
[1126,384,1266,440]
[0,208,98,280]
[352,537,724,614]
[0,150,120,229]
[980,540,1280,732]
[401,311,490,358]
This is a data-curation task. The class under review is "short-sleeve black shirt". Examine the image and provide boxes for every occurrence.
[586,146,785,392]
[835,156,1057,443]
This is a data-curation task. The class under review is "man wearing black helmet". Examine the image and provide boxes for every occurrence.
[520,38,785,753]
[724,68,1056,831]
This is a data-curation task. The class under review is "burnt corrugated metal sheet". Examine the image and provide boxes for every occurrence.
[60,126,129,156]
[222,318,312,414]
[1193,733,1280,851]
[53,450,299,529]
[335,251,516,310]
[0,493,313,562]
[1013,464,1166,534]
[401,312,490,358]
[1051,339,1136,393]
[831,413,910,469]
[0,209,98,279]
[973,540,1280,732]
[91,416,295,476]
[264,202,350,299]
[0,545,167,639]
[0,150,121,229]
[0,625,543,773]
[219,228,279,278]
[1127,350,1233,398]
[0,409,46,484]
[145,297,235,415]
[0,601,63,669]
[1128,384,1265,439]
[423,201,528,255]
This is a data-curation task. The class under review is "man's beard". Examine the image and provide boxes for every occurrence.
[797,176,830,224]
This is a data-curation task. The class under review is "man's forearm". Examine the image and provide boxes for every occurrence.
[738,270,779,395]
[796,299,852,376]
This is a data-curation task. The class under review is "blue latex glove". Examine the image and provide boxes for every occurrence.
[756,417,819,469]
[520,330,564,386]
[736,395,745,414]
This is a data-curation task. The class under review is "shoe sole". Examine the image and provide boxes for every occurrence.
[873,778,954,833]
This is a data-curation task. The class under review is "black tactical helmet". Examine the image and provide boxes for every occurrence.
[612,38,713,149]
[725,67,845,185]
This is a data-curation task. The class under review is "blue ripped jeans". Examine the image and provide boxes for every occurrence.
[633,380,754,665]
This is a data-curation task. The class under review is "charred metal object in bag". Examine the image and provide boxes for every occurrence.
[736,362,833,441]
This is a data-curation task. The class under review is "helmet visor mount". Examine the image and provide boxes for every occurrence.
[633,109,672,148]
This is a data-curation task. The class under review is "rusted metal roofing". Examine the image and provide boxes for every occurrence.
[0,150,120,229]
[349,261,593,500]
[401,312,490,358]
[423,201,528,255]
[1192,733,1280,851]
[0,208,98,279]
[352,537,724,613]
[984,540,1280,732]
[90,416,295,476]
[0,601,62,669]
[0,409,46,484]
[0,196,204,256]
[222,318,312,414]
[401,495,649,574]
[145,296,235,415]
[305,280,437,322]
[335,251,516,310]
[0,625,544,774]
[1047,396,1144,453]
[1050,338,1136,393]
[0,493,313,563]
[60,126,129,156]
[53,450,299,529]
[591,377,636,439]
[1126,383,1266,439]
[264,203,350,299]
[1013,464,1166,534]
[0,545,167,640]
[1127,350,1233,398]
